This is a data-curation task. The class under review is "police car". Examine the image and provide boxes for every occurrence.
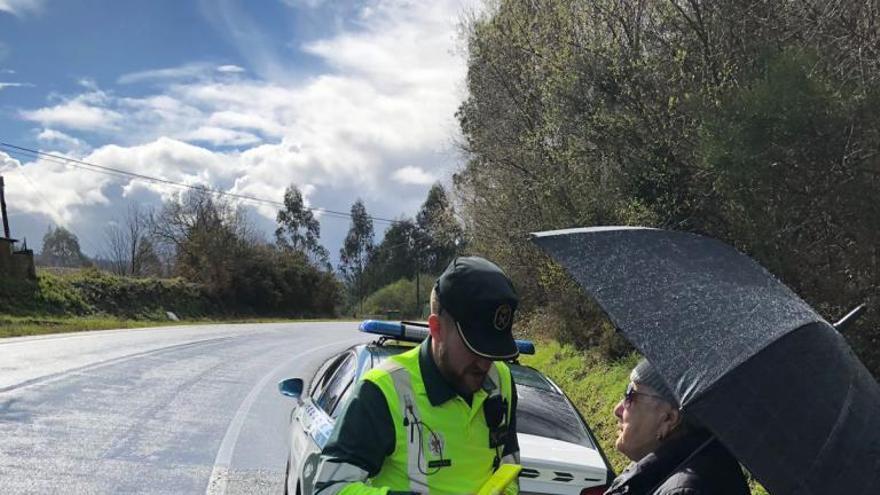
[278,321,614,495]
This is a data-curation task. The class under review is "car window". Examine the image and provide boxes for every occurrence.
[509,364,555,392]
[315,353,357,415]
[516,384,595,448]
[310,354,346,400]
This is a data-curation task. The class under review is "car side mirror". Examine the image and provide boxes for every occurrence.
[278,378,304,400]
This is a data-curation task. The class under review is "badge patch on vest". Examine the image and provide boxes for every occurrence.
[428,430,444,457]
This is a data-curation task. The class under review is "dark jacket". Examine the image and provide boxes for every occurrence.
[604,430,749,495]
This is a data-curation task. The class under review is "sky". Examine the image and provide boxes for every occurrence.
[0,0,480,265]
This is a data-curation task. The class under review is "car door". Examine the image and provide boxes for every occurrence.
[297,351,357,453]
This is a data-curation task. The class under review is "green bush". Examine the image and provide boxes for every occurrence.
[66,268,214,318]
[0,273,92,316]
[361,276,435,319]
[0,269,213,319]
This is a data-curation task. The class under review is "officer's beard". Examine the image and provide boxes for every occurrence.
[437,347,487,397]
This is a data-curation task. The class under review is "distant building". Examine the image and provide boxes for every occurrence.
[0,176,36,280]
[0,237,36,280]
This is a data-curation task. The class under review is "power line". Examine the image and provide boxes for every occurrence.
[1,153,102,255]
[0,141,400,225]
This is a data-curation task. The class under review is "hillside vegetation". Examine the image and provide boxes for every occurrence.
[456,0,880,378]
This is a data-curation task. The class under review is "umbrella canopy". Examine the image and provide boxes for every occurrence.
[531,226,880,495]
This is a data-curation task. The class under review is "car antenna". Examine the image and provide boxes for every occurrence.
[833,304,866,332]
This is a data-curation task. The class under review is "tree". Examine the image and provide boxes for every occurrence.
[275,184,330,268]
[40,226,89,267]
[415,183,465,275]
[103,204,158,277]
[362,218,419,294]
[339,199,375,313]
[456,0,880,370]
[150,188,249,296]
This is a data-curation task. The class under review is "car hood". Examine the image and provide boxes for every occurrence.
[518,433,608,485]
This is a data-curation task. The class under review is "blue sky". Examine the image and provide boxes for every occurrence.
[0,0,477,264]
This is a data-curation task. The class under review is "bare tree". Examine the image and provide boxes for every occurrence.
[150,188,252,292]
[103,204,156,276]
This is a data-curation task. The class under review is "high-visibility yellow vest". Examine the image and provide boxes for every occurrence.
[347,345,516,495]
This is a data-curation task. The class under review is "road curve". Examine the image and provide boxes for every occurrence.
[0,321,369,494]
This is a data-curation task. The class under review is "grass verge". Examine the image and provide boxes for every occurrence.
[0,315,346,339]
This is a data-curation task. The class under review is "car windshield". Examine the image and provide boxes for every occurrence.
[370,347,595,448]
[509,365,595,448]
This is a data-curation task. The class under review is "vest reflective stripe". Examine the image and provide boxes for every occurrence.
[363,346,515,495]
[311,456,370,495]
[387,362,429,492]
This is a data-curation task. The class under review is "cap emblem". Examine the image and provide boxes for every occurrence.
[493,304,513,331]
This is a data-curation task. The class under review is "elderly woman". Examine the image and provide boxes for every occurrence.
[604,359,749,495]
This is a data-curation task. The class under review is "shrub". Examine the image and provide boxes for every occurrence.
[362,276,435,319]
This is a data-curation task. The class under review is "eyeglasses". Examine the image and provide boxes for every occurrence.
[623,382,666,406]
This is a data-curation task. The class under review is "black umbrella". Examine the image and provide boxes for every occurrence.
[530,226,880,495]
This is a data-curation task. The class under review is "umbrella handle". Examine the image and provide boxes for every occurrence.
[833,304,866,332]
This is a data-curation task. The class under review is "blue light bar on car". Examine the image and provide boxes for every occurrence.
[361,320,403,338]
[359,320,536,355]
[516,340,536,355]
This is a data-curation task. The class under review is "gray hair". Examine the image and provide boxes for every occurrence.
[631,359,678,407]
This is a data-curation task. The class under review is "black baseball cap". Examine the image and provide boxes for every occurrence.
[435,256,519,360]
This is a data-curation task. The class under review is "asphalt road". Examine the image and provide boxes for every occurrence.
[0,321,370,494]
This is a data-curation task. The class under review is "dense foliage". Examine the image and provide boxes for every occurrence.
[151,188,341,317]
[0,269,211,318]
[361,276,436,319]
[345,183,466,315]
[457,0,880,376]
[25,185,341,319]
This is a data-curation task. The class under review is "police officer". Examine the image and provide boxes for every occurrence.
[306,256,521,495]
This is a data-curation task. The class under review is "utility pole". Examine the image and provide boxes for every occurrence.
[0,176,10,239]
[415,257,420,317]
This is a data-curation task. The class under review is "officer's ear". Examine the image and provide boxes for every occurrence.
[428,313,444,342]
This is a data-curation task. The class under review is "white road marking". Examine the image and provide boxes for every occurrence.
[205,338,363,495]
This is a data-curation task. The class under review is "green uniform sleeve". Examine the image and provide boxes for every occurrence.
[311,380,418,495]
[323,379,396,475]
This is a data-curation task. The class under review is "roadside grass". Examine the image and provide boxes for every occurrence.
[0,315,356,339]
[522,339,769,495]
[0,269,356,338]
[521,339,637,473]
[0,316,197,338]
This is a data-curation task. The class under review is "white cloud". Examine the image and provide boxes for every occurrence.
[206,110,285,137]
[183,126,261,147]
[88,137,240,194]
[391,166,436,185]
[0,81,32,90]
[216,64,245,73]
[279,0,325,8]
[0,0,44,16]
[11,0,471,244]
[37,129,90,153]
[20,90,123,131]
[0,150,19,172]
[0,151,112,226]
[118,63,213,85]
